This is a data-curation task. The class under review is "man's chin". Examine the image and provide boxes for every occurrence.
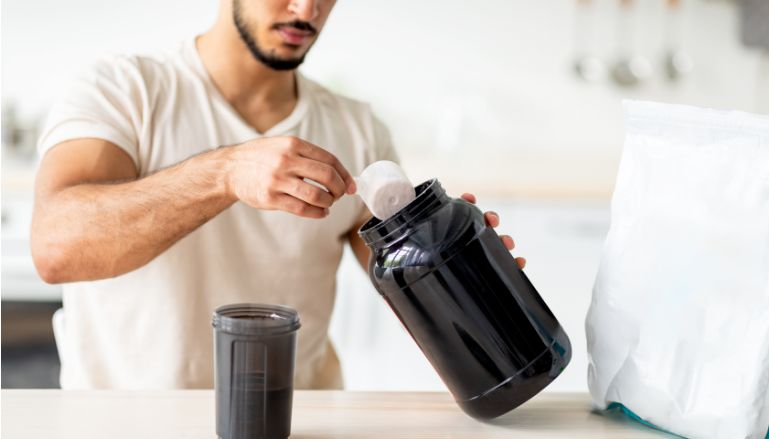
[268,61,304,71]
[238,30,310,69]
[257,49,307,70]
[258,54,306,70]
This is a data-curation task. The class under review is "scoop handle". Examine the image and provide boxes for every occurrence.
[353,176,367,198]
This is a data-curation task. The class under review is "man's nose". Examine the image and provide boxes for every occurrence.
[288,0,319,22]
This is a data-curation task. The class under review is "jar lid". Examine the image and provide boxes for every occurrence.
[358,179,449,247]
[212,303,301,336]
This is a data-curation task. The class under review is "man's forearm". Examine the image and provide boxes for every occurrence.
[348,223,371,271]
[31,148,236,283]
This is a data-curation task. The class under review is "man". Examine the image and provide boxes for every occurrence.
[31,0,523,389]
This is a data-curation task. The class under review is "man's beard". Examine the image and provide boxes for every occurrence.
[232,0,316,71]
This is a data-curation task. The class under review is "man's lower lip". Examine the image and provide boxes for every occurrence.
[278,29,310,45]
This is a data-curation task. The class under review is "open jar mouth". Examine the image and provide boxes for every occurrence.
[358,179,449,247]
[212,303,301,335]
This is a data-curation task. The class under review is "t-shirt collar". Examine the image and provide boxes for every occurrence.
[185,36,309,137]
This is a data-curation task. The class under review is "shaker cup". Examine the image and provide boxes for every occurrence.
[212,303,301,439]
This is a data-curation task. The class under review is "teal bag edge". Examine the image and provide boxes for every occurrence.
[604,403,769,439]
[604,402,685,438]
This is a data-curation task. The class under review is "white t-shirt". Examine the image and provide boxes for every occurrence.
[37,38,397,390]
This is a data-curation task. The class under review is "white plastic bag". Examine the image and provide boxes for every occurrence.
[586,100,769,439]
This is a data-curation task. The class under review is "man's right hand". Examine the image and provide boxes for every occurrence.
[31,135,354,282]
[224,136,356,219]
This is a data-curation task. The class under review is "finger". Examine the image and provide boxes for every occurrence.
[275,193,328,219]
[484,211,500,228]
[500,235,515,250]
[515,257,526,269]
[461,193,477,204]
[282,178,335,209]
[296,140,356,194]
[292,157,347,198]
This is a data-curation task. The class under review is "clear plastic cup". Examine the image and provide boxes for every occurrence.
[212,304,301,439]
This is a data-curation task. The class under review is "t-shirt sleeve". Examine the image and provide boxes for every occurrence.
[37,57,143,167]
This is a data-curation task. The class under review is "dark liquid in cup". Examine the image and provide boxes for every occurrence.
[230,387,294,439]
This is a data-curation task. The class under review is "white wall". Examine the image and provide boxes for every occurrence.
[2,0,767,393]
[3,1,766,195]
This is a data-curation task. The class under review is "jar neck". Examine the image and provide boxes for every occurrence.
[358,179,450,249]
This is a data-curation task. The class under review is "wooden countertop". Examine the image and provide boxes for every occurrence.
[1,390,673,438]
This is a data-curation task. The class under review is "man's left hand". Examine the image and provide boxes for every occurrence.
[461,193,526,269]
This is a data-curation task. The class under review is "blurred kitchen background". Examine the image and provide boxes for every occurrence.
[2,0,767,390]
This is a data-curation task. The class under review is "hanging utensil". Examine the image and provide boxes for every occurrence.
[662,0,693,81]
[611,0,652,87]
[573,0,606,82]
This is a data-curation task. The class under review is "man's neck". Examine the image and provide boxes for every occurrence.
[196,25,298,133]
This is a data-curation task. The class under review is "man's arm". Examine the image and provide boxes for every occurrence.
[348,217,372,270]
[32,136,355,284]
[345,194,525,273]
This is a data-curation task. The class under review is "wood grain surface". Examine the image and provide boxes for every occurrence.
[1,390,675,438]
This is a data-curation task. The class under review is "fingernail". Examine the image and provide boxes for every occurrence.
[323,208,330,216]
[347,181,357,194]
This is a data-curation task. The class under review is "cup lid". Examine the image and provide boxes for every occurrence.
[212,303,301,335]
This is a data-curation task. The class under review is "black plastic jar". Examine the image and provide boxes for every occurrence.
[359,179,571,419]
